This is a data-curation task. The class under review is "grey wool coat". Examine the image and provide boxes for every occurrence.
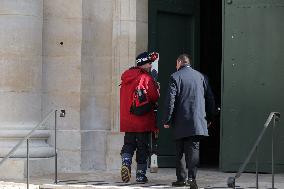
[163,64,215,140]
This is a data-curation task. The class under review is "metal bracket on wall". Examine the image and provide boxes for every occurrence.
[60,110,65,117]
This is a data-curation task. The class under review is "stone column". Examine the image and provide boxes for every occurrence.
[0,0,53,178]
[80,0,113,171]
[42,0,82,172]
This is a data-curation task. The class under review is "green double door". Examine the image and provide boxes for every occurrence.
[221,0,284,172]
[149,0,200,167]
[149,0,284,172]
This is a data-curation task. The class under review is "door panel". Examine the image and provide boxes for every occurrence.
[149,0,200,167]
[221,0,284,172]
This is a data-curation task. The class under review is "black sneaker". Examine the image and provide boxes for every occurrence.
[136,175,148,183]
[121,165,131,183]
[172,180,187,187]
[136,170,148,183]
[187,179,198,189]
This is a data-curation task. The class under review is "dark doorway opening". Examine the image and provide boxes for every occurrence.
[199,0,222,167]
[148,0,222,168]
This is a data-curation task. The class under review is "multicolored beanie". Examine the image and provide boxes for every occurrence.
[136,52,159,66]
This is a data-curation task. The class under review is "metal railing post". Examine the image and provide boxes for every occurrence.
[27,139,29,189]
[55,110,58,184]
[255,146,258,189]
[272,115,275,189]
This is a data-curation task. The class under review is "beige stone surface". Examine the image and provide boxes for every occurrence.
[1,169,283,189]
[0,0,149,175]
[0,158,54,179]
[81,131,108,170]
[0,0,43,124]
[57,150,81,172]
[80,0,114,171]
[106,132,124,170]
[111,0,148,133]
[0,2,54,182]
[42,57,82,93]
[43,0,82,172]
[0,93,42,123]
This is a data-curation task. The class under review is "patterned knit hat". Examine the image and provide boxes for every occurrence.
[136,52,159,66]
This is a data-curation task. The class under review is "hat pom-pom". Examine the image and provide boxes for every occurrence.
[149,52,159,62]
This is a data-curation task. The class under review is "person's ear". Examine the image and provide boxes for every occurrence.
[176,61,180,70]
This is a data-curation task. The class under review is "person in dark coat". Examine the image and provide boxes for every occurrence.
[120,52,160,183]
[163,54,215,188]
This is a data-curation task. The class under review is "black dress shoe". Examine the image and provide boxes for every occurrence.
[187,179,198,189]
[172,180,187,187]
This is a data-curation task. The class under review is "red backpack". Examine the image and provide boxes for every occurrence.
[130,81,152,116]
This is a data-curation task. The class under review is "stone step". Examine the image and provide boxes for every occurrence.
[1,169,283,189]
[0,181,39,189]
[39,183,182,189]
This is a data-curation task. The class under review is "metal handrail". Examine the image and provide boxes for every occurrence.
[227,112,280,189]
[0,109,63,188]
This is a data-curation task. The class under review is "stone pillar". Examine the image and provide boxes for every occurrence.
[0,0,54,178]
[80,0,113,171]
[80,0,149,171]
[107,0,149,170]
[42,0,82,172]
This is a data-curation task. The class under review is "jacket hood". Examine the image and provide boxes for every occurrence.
[121,67,147,85]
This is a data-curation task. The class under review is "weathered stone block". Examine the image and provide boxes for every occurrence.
[81,131,107,170]
[106,132,124,170]
[0,158,54,179]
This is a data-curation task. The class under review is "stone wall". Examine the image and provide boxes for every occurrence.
[0,0,148,174]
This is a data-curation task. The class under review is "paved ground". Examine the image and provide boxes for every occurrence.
[1,168,284,188]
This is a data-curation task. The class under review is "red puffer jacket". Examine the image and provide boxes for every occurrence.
[120,67,159,132]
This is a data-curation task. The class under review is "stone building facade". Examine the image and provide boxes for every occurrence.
[0,0,148,178]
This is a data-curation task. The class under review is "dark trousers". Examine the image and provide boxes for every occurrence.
[175,136,200,181]
[121,132,149,165]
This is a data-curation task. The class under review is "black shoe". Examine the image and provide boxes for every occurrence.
[172,180,187,187]
[136,175,148,183]
[136,170,148,183]
[187,179,198,189]
[121,165,131,183]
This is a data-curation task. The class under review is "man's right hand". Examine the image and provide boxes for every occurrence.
[207,122,212,128]
[154,131,159,139]
[164,124,170,129]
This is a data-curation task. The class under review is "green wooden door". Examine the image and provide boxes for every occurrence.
[221,0,284,172]
[149,0,200,167]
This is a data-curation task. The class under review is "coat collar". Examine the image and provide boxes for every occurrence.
[178,64,191,71]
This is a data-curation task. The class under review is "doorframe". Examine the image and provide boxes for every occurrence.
[148,0,200,69]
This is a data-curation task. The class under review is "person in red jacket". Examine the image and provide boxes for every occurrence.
[120,52,160,183]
